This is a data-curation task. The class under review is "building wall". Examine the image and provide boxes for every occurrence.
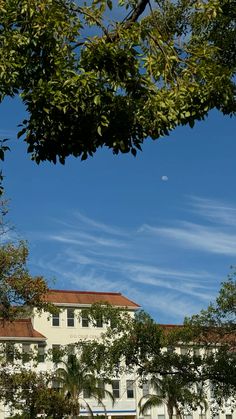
[0,304,235,419]
[32,306,137,417]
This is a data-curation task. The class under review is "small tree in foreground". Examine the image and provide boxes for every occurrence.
[55,353,114,418]
[0,369,70,419]
[0,240,53,320]
[139,376,208,419]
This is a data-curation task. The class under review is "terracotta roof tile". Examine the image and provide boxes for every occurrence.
[45,290,140,308]
[0,319,46,340]
[158,324,236,345]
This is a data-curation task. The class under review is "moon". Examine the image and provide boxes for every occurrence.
[161,175,168,181]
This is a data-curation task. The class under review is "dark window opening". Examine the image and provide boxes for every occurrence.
[82,312,89,327]
[22,342,31,363]
[67,308,75,327]
[127,380,134,398]
[38,342,46,362]
[112,380,120,398]
[52,313,60,327]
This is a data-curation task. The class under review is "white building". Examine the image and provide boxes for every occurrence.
[0,289,235,419]
[0,290,140,419]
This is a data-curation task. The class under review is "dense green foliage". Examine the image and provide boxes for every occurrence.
[82,280,236,414]
[0,241,53,319]
[55,353,114,417]
[0,277,235,417]
[0,0,235,163]
[0,369,69,419]
[185,275,236,406]
[139,376,207,419]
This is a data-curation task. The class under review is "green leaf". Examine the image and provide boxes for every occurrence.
[94,95,101,106]
[107,0,112,10]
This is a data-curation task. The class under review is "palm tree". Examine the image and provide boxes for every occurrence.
[139,376,207,419]
[54,354,114,419]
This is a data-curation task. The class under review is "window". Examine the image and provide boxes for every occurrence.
[52,344,62,363]
[83,388,91,399]
[52,313,60,327]
[52,379,62,390]
[112,380,120,398]
[5,343,14,362]
[96,314,103,328]
[180,347,189,355]
[82,311,89,327]
[98,380,105,394]
[110,317,117,328]
[67,308,75,327]
[126,380,134,398]
[22,343,31,363]
[209,382,215,399]
[142,381,149,396]
[193,347,200,357]
[158,415,165,419]
[38,342,46,362]
[226,415,232,419]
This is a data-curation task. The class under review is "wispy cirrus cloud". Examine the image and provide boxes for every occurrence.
[140,195,236,256]
[191,196,236,226]
[142,222,236,256]
[30,203,228,322]
[47,231,126,248]
[34,254,203,321]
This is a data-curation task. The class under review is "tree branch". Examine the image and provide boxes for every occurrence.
[126,0,149,24]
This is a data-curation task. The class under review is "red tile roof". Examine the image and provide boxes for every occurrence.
[0,319,46,340]
[45,290,140,308]
[158,324,236,346]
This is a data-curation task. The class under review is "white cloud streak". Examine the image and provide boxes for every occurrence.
[143,222,236,256]
[191,196,236,226]
[31,196,235,322]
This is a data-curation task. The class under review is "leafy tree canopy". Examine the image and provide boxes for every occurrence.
[55,353,114,417]
[0,240,54,319]
[0,0,235,163]
[81,284,236,413]
[185,275,236,405]
[186,271,236,333]
[0,368,70,419]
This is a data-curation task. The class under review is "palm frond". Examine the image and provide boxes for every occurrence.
[139,394,163,414]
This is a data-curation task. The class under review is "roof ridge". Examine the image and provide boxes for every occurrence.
[0,318,31,323]
[48,289,122,296]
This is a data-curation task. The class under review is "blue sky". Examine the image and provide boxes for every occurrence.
[1,96,236,323]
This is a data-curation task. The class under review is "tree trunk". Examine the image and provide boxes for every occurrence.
[176,406,182,419]
[167,402,174,419]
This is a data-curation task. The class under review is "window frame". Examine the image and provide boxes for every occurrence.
[52,344,62,364]
[112,380,120,399]
[67,308,75,327]
[81,311,89,328]
[38,342,46,363]
[22,342,31,363]
[126,380,134,398]
[5,342,15,363]
[142,381,149,396]
[96,314,103,328]
[52,312,60,327]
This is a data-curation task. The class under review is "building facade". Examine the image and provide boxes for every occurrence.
[0,290,235,419]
